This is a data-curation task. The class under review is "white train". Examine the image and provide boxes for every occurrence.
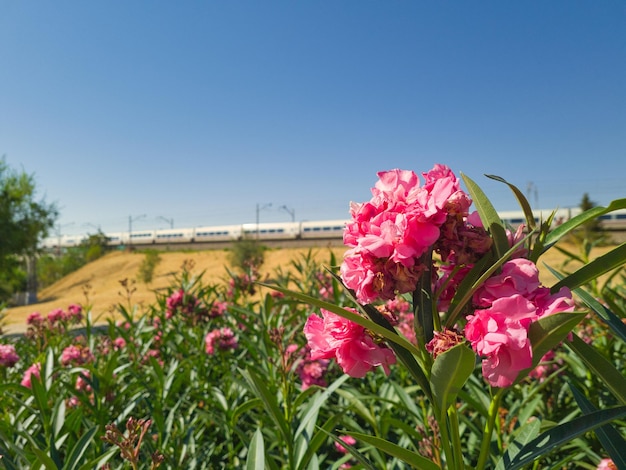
[41,208,626,250]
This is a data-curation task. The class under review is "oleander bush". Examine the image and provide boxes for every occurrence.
[0,166,625,470]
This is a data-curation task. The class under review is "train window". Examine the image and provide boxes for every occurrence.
[616,214,626,220]
[599,215,612,220]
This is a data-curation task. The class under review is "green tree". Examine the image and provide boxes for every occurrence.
[0,158,57,301]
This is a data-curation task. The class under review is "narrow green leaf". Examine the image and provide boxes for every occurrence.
[485,174,536,230]
[551,242,626,292]
[246,427,265,470]
[294,375,349,439]
[63,427,98,470]
[414,249,435,343]
[515,312,585,384]
[569,382,626,469]
[240,368,291,444]
[431,344,475,415]
[348,431,441,470]
[495,419,541,470]
[296,414,342,470]
[544,264,626,343]
[544,199,626,248]
[507,406,626,470]
[461,173,510,259]
[566,335,626,405]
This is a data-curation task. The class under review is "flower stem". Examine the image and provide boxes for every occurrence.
[476,388,504,469]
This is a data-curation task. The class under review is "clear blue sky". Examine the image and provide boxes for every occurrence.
[1,1,625,236]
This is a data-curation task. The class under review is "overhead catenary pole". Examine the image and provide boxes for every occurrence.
[279,205,295,222]
[256,203,272,239]
[129,214,146,247]
[157,216,174,229]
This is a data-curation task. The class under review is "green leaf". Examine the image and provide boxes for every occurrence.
[461,173,510,259]
[239,368,291,444]
[565,334,626,405]
[515,312,585,384]
[63,427,98,470]
[569,381,626,469]
[551,242,626,292]
[246,427,265,470]
[431,344,475,416]
[506,406,626,470]
[294,375,349,439]
[495,418,541,470]
[414,249,435,343]
[348,431,441,470]
[485,174,536,230]
[544,265,626,343]
[544,198,626,248]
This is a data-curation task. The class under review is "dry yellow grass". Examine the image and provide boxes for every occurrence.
[3,246,346,333]
[2,242,618,334]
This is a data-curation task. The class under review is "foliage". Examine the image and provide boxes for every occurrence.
[228,237,266,274]
[0,158,57,301]
[137,250,162,284]
[37,232,110,289]
[0,169,624,470]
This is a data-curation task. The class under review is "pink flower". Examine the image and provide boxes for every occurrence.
[465,295,537,387]
[112,337,127,350]
[47,308,66,325]
[304,308,396,378]
[335,435,357,454]
[26,312,44,326]
[21,362,42,388]
[61,345,95,366]
[473,259,542,308]
[341,165,471,303]
[209,301,228,318]
[0,344,20,367]
[67,304,83,323]
[597,458,616,470]
[75,371,92,393]
[204,328,238,355]
[528,350,558,382]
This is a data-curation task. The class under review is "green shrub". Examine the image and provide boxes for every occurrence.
[137,249,162,284]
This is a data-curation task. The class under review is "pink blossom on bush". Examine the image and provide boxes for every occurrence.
[26,312,44,326]
[204,327,238,355]
[61,344,95,366]
[67,304,83,323]
[0,344,20,367]
[528,350,558,382]
[341,165,471,303]
[597,458,616,470]
[113,337,127,350]
[47,308,66,325]
[21,362,42,388]
[465,295,537,387]
[209,301,228,318]
[473,258,542,308]
[334,435,357,454]
[75,371,93,393]
[304,308,396,378]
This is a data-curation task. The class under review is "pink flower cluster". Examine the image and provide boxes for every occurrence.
[204,327,238,355]
[21,362,42,388]
[60,344,96,366]
[341,165,471,304]
[465,258,575,387]
[304,308,396,378]
[0,344,20,368]
[284,344,330,390]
